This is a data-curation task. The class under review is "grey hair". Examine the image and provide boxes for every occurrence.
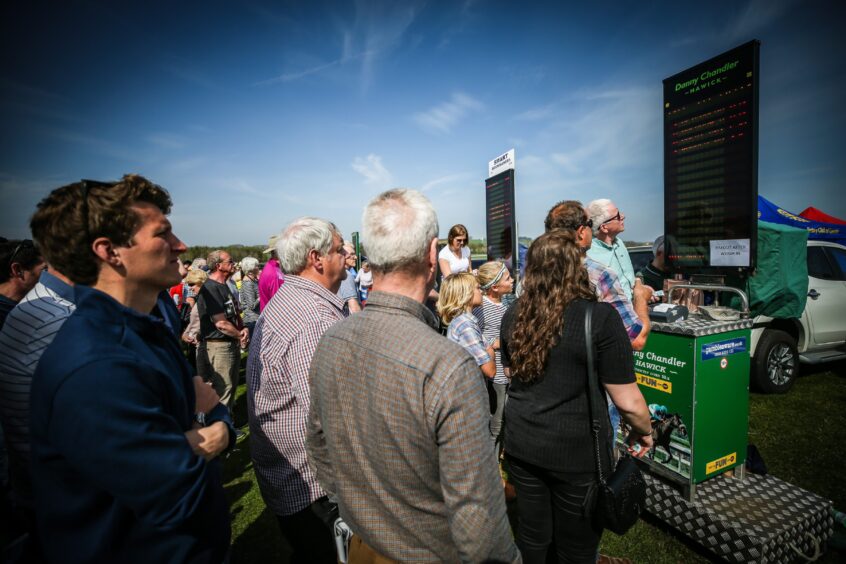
[586,198,614,236]
[190,258,207,269]
[362,188,438,274]
[241,256,259,273]
[275,217,341,275]
[207,250,226,272]
[652,235,665,256]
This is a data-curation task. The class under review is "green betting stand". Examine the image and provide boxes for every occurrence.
[621,293,751,499]
[619,286,834,562]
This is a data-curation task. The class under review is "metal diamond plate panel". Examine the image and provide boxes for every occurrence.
[644,472,834,563]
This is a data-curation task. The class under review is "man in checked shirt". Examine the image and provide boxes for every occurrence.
[307,189,520,563]
[246,216,349,563]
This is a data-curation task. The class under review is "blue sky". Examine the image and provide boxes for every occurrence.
[1,0,844,246]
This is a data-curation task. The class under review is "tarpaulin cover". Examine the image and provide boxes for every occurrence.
[799,206,846,225]
[728,220,808,318]
[757,196,846,246]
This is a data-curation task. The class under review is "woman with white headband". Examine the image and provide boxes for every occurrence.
[472,261,514,448]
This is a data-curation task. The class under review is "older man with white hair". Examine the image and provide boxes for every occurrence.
[586,198,640,300]
[246,217,348,564]
[306,189,520,563]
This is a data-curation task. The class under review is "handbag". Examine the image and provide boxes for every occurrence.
[584,301,646,535]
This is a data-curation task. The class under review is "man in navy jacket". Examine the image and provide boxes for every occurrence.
[29,175,234,563]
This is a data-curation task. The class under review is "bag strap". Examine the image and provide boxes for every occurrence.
[583,301,608,485]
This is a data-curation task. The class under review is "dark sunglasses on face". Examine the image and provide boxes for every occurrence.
[602,211,623,224]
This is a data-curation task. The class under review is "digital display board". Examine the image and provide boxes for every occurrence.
[485,169,517,270]
[663,40,759,274]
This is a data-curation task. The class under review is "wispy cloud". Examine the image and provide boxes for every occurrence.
[161,59,218,90]
[147,133,186,150]
[413,92,484,134]
[256,0,422,93]
[669,0,796,50]
[726,0,795,42]
[420,172,472,193]
[0,78,81,124]
[546,86,660,174]
[167,156,208,172]
[516,103,557,122]
[437,0,480,49]
[352,153,393,187]
[38,127,141,162]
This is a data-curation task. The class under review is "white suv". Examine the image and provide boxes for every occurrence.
[750,240,846,393]
[628,240,846,393]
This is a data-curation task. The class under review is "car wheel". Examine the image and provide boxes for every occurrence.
[753,329,799,394]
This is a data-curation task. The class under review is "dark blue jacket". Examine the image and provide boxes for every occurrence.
[30,285,232,563]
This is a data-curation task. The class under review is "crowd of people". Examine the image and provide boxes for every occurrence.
[0,174,664,564]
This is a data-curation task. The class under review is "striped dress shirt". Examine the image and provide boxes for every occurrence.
[306,291,520,563]
[246,274,346,516]
[0,271,75,503]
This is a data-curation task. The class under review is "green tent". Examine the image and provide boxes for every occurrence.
[728,220,808,318]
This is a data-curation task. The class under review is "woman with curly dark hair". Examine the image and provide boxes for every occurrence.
[500,229,653,564]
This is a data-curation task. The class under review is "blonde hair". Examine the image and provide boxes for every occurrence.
[477,261,507,293]
[184,269,208,286]
[437,272,477,325]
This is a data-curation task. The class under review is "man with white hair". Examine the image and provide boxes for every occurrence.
[306,189,520,562]
[246,217,348,563]
[586,198,638,299]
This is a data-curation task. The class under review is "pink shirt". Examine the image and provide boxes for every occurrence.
[259,258,285,311]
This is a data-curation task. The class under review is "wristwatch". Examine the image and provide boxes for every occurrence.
[194,412,207,427]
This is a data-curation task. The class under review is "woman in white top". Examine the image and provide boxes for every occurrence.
[438,224,472,278]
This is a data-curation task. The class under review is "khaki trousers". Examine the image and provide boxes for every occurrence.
[347,536,396,564]
[196,339,240,410]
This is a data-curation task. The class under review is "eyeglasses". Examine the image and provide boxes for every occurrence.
[580,218,594,229]
[602,211,623,224]
[454,237,467,243]
[7,239,34,269]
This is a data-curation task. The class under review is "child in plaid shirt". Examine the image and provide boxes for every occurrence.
[437,272,496,381]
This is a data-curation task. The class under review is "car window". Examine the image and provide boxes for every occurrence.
[807,246,835,280]
[629,250,654,274]
[824,247,846,281]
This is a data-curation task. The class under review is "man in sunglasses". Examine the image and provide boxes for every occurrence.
[26,175,234,564]
[586,199,640,301]
[0,239,46,328]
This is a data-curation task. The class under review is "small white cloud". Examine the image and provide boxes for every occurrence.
[147,133,186,150]
[421,172,472,193]
[551,152,583,174]
[352,154,393,187]
[516,104,556,122]
[413,92,484,134]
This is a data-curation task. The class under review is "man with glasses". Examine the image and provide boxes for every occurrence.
[0,239,46,328]
[586,199,641,301]
[336,241,362,312]
[247,217,348,563]
[196,250,249,416]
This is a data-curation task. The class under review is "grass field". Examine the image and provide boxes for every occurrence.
[224,360,846,563]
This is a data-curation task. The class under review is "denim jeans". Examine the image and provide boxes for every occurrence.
[506,455,602,564]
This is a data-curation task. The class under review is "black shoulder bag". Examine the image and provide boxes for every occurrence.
[584,302,646,535]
